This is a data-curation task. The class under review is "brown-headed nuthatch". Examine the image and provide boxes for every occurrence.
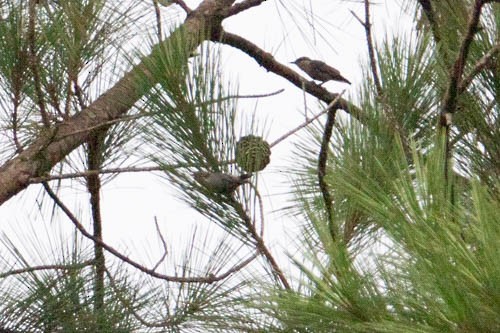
[194,171,251,195]
[291,57,351,85]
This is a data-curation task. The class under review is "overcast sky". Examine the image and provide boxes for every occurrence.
[0,0,413,272]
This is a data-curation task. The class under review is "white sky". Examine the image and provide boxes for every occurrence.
[0,0,413,275]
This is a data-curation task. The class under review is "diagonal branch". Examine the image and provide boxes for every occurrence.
[417,0,444,59]
[441,0,486,123]
[214,30,361,119]
[440,0,486,194]
[174,0,192,13]
[318,108,338,241]
[0,0,235,205]
[230,198,291,289]
[225,0,267,17]
[42,182,256,283]
[458,43,500,94]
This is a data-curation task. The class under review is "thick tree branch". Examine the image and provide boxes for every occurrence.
[441,0,485,123]
[225,0,267,17]
[0,0,235,205]
[214,30,362,119]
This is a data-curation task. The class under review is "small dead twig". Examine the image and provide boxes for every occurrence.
[270,90,346,148]
[0,260,95,279]
[28,0,50,127]
[152,217,169,271]
[351,1,382,95]
[41,182,255,284]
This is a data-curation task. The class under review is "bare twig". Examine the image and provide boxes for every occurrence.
[152,217,169,271]
[153,0,163,40]
[255,187,265,238]
[0,260,94,279]
[29,165,166,183]
[459,43,500,94]
[245,182,265,238]
[41,182,254,283]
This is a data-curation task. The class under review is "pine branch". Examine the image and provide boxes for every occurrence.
[42,182,255,283]
[215,30,361,119]
[0,0,236,205]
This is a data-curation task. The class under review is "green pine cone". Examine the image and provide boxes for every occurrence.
[235,135,271,172]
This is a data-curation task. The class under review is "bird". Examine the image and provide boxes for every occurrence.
[291,57,351,85]
[194,171,252,195]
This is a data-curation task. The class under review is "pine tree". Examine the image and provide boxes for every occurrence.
[0,0,498,332]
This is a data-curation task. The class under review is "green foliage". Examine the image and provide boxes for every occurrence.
[253,2,499,331]
[0,0,498,332]
[0,234,143,332]
[260,134,500,332]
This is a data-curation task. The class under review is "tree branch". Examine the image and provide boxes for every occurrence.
[441,0,486,123]
[230,198,291,289]
[0,260,94,279]
[318,108,337,241]
[440,0,486,196]
[174,0,192,14]
[42,182,254,283]
[417,0,443,55]
[225,0,267,17]
[214,30,361,119]
[458,43,500,94]
[351,0,381,95]
[153,0,163,40]
[0,0,235,205]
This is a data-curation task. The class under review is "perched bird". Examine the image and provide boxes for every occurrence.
[194,171,251,195]
[291,57,351,85]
